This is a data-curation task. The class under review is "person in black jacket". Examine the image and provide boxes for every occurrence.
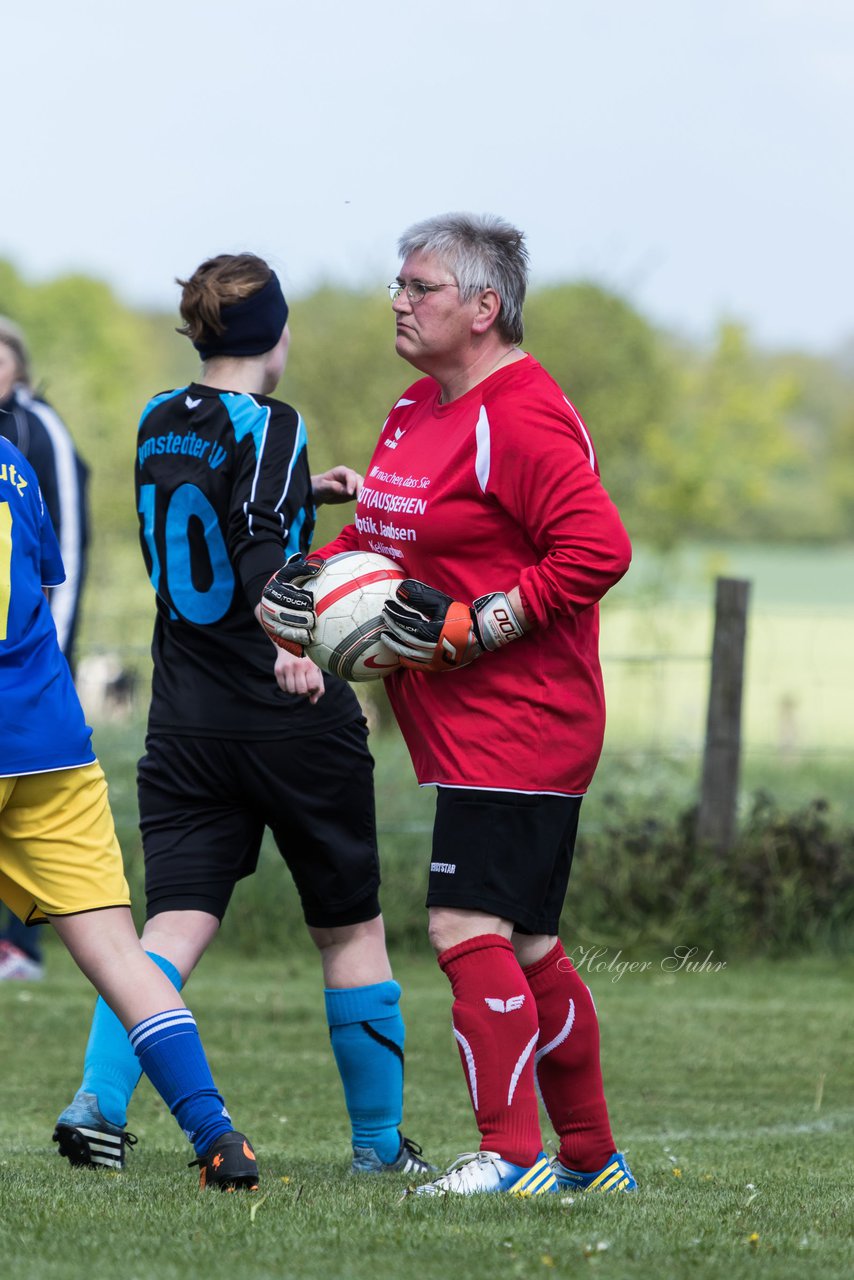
[0,318,89,667]
[0,317,90,981]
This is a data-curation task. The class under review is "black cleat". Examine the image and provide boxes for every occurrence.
[351,1134,435,1175]
[53,1091,137,1170]
[191,1131,260,1191]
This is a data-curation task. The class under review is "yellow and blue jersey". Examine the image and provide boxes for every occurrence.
[0,437,94,777]
[0,386,89,664]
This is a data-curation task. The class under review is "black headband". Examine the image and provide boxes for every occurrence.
[194,271,289,360]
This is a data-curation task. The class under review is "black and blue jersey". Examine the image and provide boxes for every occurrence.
[135,383,359,738]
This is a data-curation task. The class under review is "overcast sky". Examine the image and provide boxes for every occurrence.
[4,0,852,351]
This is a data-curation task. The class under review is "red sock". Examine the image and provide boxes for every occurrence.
[438,934,543,1168]
[523,939,616,1171]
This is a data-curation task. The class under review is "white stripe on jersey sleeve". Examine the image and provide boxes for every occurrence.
[242,395,273,536]
[18,391,83,651]
[273,410,308,525]
[475,405,491,493]
[563,396,596,470]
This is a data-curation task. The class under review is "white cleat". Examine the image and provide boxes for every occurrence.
[412,1150,557,1197]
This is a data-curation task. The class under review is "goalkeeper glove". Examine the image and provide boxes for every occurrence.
[382,579,525,672]
[260,554,324,652]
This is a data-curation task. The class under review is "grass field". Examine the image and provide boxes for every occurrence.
[2,947,852,1280]
[5,540,848,1276]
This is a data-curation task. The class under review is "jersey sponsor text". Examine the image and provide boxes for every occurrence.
[369,465,430,490]
[0,461,28,496]
[367,540,404,560]
[138,431,227,470]
[356,514,417,542]
[359,486,427,516]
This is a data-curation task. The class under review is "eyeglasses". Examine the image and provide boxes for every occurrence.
[387,280,459,305]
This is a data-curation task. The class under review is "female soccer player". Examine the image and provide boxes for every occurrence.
[0,316,89,981]
[262,214,637,1196]
[54,253,429,1179]
[1,435,257,1189]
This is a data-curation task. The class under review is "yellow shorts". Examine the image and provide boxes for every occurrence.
[0,762,131,925]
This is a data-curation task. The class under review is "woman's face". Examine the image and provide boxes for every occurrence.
[392,250,470,374]
[262,324,290,394]
[0,341,20,401]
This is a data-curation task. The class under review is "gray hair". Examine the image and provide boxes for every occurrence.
[0,316,31,388]
[398,213,529,345]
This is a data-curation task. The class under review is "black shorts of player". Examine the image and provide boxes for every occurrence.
[138,718,380,929]
[426,787,582,935]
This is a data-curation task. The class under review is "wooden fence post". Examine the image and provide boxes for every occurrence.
[696,577,751,852]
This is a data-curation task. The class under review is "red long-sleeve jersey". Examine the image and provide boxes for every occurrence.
[320,354,632,794]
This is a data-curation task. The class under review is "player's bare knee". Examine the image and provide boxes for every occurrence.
[427,908,469,955]
[141,909,218,978]
[308,914,385,953]
[428,906,512,956]
[512,932,557,968]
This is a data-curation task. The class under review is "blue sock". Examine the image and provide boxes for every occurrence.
[129,1008,231,1157]
[325,980,405,1164]
[79,951,183,1126]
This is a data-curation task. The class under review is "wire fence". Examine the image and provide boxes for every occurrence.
[75,599,854,773]
[599,602,854,764]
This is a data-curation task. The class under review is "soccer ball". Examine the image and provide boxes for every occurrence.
[306,551,405,682]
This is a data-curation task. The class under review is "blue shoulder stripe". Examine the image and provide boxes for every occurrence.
[220,392,271,457]
[139,387,189,429]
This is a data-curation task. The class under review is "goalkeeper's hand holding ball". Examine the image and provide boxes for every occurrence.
[382,579,525,672]
[260,554,324,653]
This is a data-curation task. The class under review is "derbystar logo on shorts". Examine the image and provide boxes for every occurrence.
[430,861,456,874]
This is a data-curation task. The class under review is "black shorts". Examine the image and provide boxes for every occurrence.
[138,718,380,929]
[426,787,582,935]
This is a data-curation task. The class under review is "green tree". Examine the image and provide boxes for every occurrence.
[4,258,851,663]
[772,347,854,540]
[523,282,675,536]
[641,323,802,544]
[1,260,193,650]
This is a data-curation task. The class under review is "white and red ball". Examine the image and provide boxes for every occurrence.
[306,552,405,682]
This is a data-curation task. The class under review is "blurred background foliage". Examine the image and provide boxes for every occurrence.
[3,254,853,703]
[4,256,853,560]
[4,257,852,949]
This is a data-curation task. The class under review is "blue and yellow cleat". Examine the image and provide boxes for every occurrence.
[553,1151,637,1193]
[413,1149,557,1196]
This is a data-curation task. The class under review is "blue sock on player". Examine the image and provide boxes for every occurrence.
[79,951,183,1126]
[325,980,405,1164]
[129,1008,231,1157]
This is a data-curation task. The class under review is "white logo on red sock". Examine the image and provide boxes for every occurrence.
[484,994,526,1013]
